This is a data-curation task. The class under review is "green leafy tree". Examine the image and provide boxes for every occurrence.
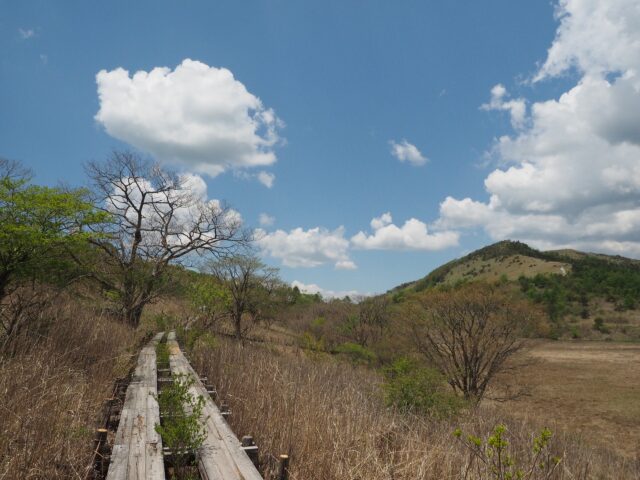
[0,159,104,349]
[189,275,232,330]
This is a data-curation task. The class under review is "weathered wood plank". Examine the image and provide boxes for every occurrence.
[106,332,165,480]
[166,331,263,480]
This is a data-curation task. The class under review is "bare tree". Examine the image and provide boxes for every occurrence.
[408,284,535,403]
[84,151,247,327]
[358,296,390,346]
[205,254,280,340]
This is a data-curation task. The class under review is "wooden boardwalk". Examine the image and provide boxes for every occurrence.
[106,332,165,480]
[106,331,263,480]
[167,331,263,480]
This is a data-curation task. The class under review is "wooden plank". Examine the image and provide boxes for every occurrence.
[166,331,263,480]
[106,332,165,480]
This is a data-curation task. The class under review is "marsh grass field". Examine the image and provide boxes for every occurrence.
[499,341,640,458]
[185,331,640,479]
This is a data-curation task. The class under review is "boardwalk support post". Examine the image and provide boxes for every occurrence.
[278,454,290,480]
[220,402,231,420]
[95,428,108,446]
[241,435,259,467]
[205,384,217,400]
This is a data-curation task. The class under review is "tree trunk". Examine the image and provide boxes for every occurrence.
[0,270,12,303]
[121,275,155,328]
[233,312,242,340]
[124,302,145,328]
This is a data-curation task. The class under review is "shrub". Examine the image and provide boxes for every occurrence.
[176,324,216,352]
[311,316,326,328]
[300,331,326,352]
[382,358,465,418]
[593,317,610,334]
[622,295,636,311]
[333,342,377,366]
[570,326,580,339]
[154,312,176,332]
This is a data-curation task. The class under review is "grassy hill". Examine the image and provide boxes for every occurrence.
[393,240,640,341]
[395,240,637,291]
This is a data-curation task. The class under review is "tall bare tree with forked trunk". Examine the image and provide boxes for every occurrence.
[84,151,248,327]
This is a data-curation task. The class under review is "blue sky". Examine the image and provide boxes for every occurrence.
[3,1,640,297]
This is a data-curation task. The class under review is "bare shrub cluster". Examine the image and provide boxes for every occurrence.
[0,294,137,479]
[190,338,638,480]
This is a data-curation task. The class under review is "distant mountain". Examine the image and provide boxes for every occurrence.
[393,240,640,293]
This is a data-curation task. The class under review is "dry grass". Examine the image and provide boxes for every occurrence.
[190,337,639,480]
[497,341,640,459]
[444,254,571,284]
[0,294,137,479]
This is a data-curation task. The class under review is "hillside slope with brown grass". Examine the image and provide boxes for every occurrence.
[0,292,143,479]
[396,241,574,291]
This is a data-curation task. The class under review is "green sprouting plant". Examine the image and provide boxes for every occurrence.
[453,424,562,480]
[155,374,207,479]
[156,340,170,367]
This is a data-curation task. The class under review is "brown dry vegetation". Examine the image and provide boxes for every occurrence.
[497,341,640,459]
[564,298,640,341]
[0,293,138,479]
[188,336,640,480]
[442,254,571,285]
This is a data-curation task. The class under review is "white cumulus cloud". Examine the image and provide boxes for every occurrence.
[95,59,282,177]
[437,0,640,258]
[481,84,527,129]
[257,171,275,188]
[256,226,355,269]
[351,212,459,251]
[389,139,428,166]
[335,260,357,270]
[535,0,640,80]
[258,213,275,227]
[291,280,368,300]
